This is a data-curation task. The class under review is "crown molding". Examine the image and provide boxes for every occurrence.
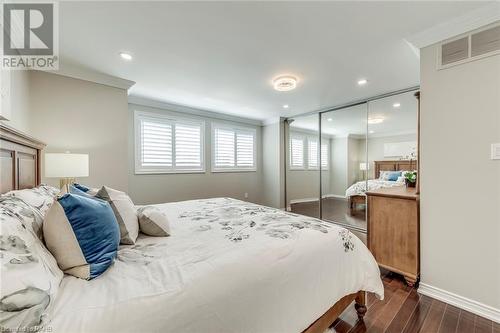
[405,3,500,49]
[262,117,284,126]
[129,95,263,126]
[42,62,135,90]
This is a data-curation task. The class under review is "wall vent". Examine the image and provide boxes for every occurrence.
[438,23,500,69]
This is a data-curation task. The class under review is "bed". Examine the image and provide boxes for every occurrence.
[346,160,416,215]
[0,126,384,333]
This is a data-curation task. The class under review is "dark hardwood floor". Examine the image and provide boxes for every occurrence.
[332,272,499,333]
[291,197,366,230]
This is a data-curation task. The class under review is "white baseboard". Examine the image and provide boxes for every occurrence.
[418,283,500,323]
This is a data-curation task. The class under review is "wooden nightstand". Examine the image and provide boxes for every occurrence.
[366,186,420,286]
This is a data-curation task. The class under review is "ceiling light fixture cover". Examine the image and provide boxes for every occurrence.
[120,52,133,60]
[273,76,297,91]
[357,79,368,86]
[368,118,384,124]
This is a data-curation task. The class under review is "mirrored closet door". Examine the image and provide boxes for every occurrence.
[285,89,419,237]
[320,103,368,232]
[285,113,320,218]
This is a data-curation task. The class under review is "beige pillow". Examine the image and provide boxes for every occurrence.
[137,206,171,237]
[96,186,139,245]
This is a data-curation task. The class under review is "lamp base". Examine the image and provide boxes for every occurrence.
[60,178,76,193]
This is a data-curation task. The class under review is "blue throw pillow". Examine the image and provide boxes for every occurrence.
[387,171,402,181]
[73,183,90,192]
[43,193,120,280]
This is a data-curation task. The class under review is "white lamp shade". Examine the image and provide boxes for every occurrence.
[359,162,369,171]
[45,153,89,178]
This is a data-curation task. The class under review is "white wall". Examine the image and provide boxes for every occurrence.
[128,103,263,205]
[262,120,285,209]
[420,43,500,311]
[28,71,130,192]
[0,71,31,133]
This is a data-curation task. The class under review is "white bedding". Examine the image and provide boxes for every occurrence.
[345,179,404,197]
[47,198,383,333]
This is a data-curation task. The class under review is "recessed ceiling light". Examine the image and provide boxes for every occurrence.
[393,102,401,108]
[327,118,333,122]
[357,78,368,86]
[273,75,297,91]
[120,52,133,61]
[368,118,384,124]
[369,130,375,134]
[283,104,289,109]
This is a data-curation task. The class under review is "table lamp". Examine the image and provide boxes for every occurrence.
[45,153,89,191]
[359,162,369,180]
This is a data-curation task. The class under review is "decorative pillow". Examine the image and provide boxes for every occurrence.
[380,171,401,181]
[96,186,139,245]
[0,205,63,331]
[72,183,99,196]
[137,206,171,237]
[43,193,120,280]
[4,184,60,217]
[397,176,405,183]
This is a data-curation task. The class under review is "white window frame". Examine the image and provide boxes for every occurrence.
[134,110,205,174]
[211,123,257,173]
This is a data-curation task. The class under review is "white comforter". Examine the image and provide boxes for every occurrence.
[345,179,404,197]
[47,198,383,333]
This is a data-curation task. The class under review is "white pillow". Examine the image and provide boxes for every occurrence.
[96,186,139,245]
[397,176,405,183]
[5,185,60,217]
[137,206,171,237]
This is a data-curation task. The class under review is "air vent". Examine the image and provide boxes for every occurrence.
[441,37,469,65]
[471,25,500,57]
[439,23,500,69]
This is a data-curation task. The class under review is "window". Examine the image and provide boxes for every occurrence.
[212,124,256,171]
[290,135,305,169]
[290,133,329,170]
[321,143,329,169]
[135,111,204,174]
[308,138,319,169]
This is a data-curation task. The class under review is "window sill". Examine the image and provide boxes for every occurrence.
[135,169,206,175]
[211,169,257,173]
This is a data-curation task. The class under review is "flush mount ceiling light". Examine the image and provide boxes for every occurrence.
[368,118,384,124]
[273,76,297,92]
[393,102,401,108]
[327,118,333,122]
[120,52,133,60]
[283,104,289,109]
[357,78,368,86]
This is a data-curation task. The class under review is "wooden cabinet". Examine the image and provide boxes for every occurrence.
[366,186,419,286]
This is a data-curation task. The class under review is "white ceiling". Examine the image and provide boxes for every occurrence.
[290,90,417,137]
[58,1,491,121]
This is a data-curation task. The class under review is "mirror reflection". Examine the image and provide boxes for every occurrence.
[285,90,418,237]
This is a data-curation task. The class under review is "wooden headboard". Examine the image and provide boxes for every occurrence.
[374,160,417,179]
[0,124,45,194]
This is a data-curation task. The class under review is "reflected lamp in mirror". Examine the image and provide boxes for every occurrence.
[359,162,369,180]
[45,153,89,191]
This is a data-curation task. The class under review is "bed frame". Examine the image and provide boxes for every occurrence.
[0,124,367,332]
[0,124,45,194]
[348,160,417,215]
